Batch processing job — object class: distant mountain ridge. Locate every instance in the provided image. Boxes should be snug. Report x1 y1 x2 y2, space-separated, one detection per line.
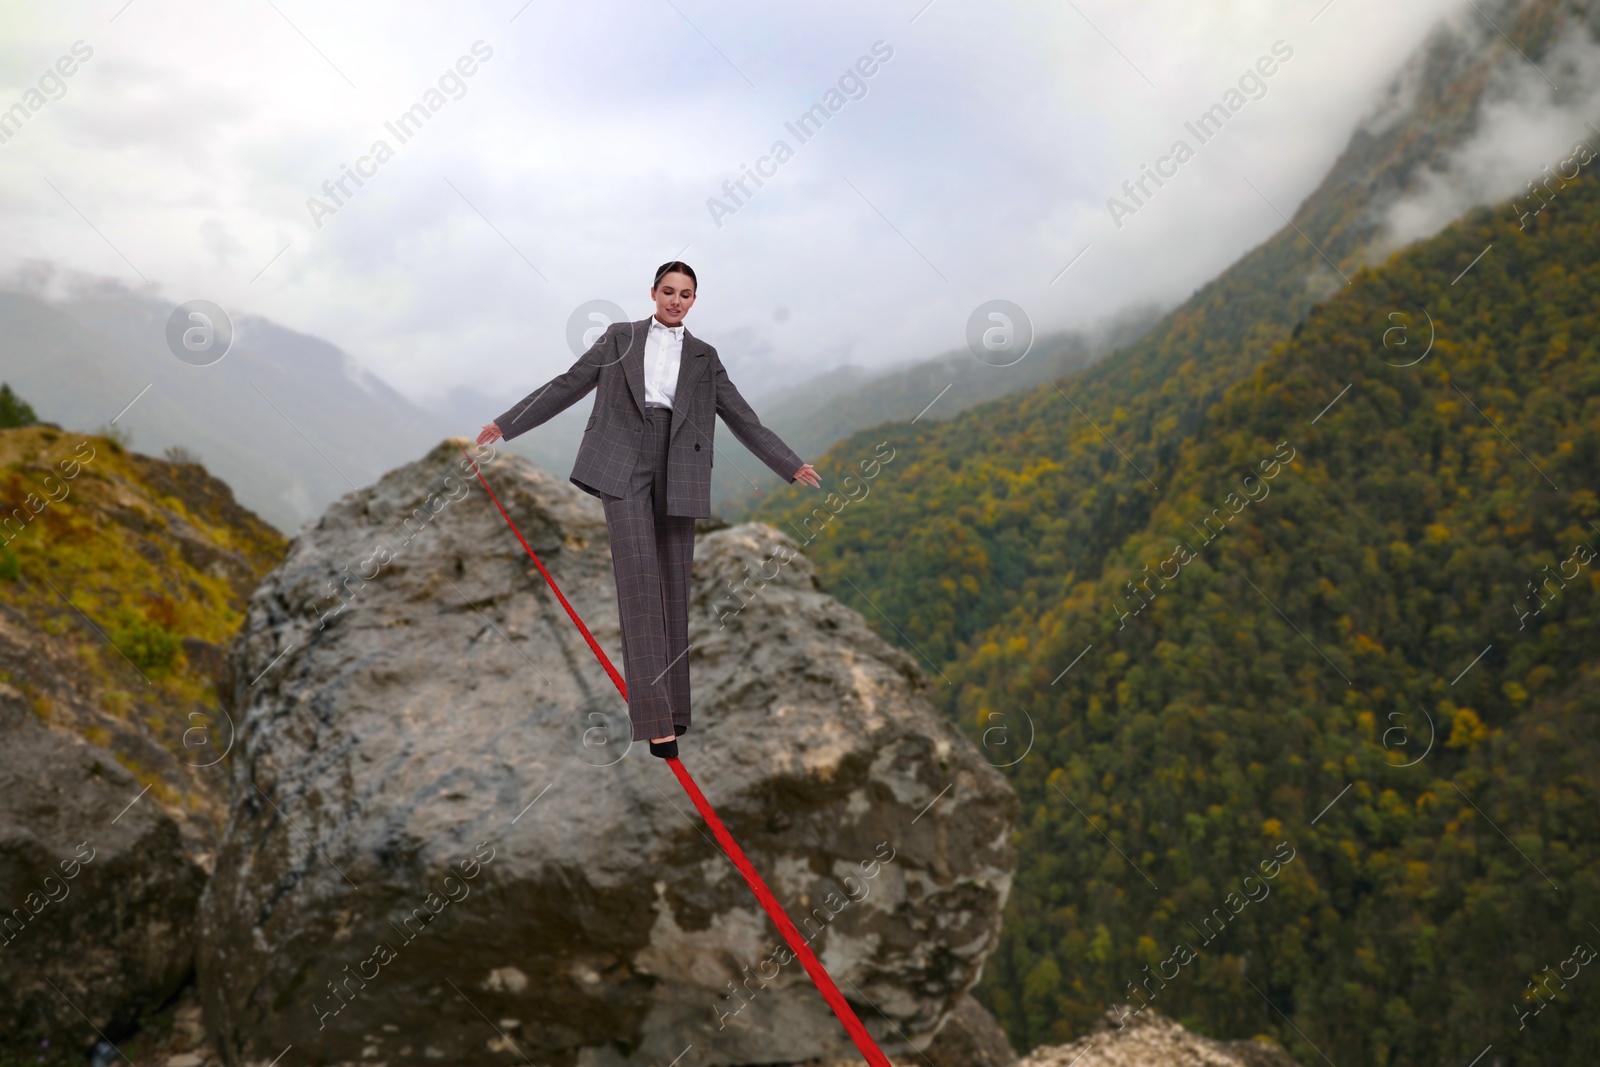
711 304 1164 517
0 268 1157 532
0 269 455 533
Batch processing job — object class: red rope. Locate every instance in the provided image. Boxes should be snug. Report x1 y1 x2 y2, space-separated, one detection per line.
459 445 628 699
459 444 893 1067
667 758 894 1067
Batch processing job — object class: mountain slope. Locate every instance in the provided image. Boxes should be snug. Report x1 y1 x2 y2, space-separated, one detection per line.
710 306 1163 516
959 154 1600 1066
748 2 1600 1063
0 422 285 855
753 0 1595 667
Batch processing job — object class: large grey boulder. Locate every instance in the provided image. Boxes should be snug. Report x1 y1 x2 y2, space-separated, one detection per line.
0 657 205 1054
198 440 1017 1067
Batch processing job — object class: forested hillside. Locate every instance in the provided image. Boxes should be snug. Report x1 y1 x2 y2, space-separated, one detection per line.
760 118 1600 1067
991 161 1600 1063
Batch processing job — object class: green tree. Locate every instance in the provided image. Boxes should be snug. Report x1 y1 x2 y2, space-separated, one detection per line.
0 383 38 429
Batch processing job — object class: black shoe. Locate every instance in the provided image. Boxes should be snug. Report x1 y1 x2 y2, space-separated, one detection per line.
649 739 679 759
674 724 687 736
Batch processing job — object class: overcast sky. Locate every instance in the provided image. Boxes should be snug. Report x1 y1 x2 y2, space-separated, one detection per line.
1 0 1474 407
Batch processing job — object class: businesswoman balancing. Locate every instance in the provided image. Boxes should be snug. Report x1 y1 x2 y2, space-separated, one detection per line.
476 262 821 759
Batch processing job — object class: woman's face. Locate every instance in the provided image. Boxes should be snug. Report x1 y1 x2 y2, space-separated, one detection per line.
651 272 696 325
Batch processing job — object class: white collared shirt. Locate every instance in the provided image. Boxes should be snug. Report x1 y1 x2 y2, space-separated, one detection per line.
644 316 684 408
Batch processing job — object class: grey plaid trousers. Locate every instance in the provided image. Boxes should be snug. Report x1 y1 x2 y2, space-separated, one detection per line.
602 406 696 741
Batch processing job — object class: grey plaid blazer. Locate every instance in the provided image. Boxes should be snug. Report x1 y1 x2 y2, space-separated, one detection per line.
494 318 805 518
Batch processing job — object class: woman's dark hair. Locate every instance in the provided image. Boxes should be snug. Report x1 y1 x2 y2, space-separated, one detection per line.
653 260 697 291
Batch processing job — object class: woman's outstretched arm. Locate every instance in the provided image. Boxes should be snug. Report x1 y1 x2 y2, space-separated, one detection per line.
712 356 819 486
481 324 619 443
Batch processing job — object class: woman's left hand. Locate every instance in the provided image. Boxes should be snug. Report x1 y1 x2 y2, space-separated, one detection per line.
793 463 821 488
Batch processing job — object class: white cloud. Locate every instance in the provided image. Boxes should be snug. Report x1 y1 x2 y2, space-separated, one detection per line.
0 0 1473 420
1374 12 1600 253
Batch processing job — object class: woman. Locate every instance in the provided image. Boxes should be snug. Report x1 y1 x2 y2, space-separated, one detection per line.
477 262 821 759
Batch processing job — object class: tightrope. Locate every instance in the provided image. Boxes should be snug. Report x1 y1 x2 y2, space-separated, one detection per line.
459 445 893 1067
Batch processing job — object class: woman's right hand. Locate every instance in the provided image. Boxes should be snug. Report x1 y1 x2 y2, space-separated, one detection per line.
476 421 503 445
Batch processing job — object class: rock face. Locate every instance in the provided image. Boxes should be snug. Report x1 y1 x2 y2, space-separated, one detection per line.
0 425 288 861
1017 1008 1300 1067
923 993 1018 1067
197 440 1018 1067
0 689 205 1052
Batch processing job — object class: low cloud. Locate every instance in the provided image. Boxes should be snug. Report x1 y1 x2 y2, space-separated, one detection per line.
1373 11 1600 255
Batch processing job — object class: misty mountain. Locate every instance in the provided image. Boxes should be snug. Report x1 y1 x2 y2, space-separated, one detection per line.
0 266 1162 530
0 272 453 533
709 304 1165 517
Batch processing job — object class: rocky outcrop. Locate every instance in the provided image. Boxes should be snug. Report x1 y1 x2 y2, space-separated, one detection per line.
0 425 287 858
198 440 1018 1067
0 692 205 1053
0 425 281 1058
1017 1008 1300 1067
923 994 1017 1067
